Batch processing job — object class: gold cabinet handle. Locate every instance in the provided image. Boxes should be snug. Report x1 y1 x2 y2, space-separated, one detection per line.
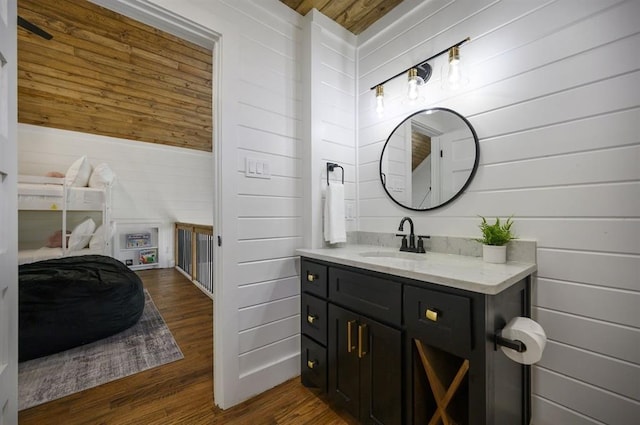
307 314 317 324
307 359 317 369
347 320 357 353
358 323 368 358
426 308 439 322
306 272 318 282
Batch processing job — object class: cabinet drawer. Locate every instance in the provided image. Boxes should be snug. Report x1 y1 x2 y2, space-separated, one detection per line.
301 293 327 346
329 267 402 326
404 285 471 356
301 334 327 392
301 259 328 298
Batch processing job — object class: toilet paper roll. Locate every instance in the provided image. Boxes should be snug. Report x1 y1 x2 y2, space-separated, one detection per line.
500 316 547 365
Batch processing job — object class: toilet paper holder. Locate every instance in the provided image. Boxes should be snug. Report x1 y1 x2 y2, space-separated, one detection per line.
494 329 527 353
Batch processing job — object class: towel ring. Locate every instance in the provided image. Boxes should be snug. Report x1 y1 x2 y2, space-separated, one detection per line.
326 163 344 186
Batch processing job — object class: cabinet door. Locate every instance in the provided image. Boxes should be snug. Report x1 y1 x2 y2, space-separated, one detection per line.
329 303 403 425
360 317 402 425
328 303 360 419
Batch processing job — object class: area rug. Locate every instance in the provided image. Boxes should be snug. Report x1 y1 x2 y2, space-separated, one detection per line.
18 290 183 410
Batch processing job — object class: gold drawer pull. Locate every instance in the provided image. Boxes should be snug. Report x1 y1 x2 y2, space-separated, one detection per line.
307 272 318 282
307 314 317 324
307 359 317 369
426 308 439 322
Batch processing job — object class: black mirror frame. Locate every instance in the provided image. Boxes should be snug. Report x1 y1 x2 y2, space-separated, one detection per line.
379 107 480 211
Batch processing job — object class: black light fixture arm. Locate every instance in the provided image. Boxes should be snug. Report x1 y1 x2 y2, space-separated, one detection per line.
369 37 470 90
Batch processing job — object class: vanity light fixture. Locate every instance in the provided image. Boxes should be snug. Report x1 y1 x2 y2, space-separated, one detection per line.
375 85 385 116
371 37 470 109
407 68 420 102
445 45 468 90
405 64 430 104
448 46 461 81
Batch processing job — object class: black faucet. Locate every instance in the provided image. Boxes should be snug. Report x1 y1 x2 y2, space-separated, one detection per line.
397 217 428 253
397 217 416 252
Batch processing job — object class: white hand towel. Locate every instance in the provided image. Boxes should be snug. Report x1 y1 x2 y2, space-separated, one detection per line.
324 181 346 244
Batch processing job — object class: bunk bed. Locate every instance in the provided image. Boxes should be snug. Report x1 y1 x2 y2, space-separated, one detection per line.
16 158 146 361
17 157 114 265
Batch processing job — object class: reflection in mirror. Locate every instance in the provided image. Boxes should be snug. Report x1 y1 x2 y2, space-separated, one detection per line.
380 108 479 211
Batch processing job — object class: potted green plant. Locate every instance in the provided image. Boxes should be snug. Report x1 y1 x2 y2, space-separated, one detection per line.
476 216 516 263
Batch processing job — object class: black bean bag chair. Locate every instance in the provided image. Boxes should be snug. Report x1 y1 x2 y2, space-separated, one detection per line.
19 255 145 362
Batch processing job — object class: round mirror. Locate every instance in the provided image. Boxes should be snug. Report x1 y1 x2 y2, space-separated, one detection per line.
379 108 479 211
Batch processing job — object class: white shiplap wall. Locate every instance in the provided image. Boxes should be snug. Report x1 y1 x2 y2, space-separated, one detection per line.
302 10 357 248
146 0 307 408
357 0 640 424
17 124 213 266
66 0 638 418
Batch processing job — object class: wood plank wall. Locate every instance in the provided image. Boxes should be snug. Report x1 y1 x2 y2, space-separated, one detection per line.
411 131 430 171
17 0 213 152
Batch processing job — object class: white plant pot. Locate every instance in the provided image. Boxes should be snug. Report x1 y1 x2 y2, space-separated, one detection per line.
483 244 507 264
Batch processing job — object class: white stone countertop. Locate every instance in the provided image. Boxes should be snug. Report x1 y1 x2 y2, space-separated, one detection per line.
297 245 537 295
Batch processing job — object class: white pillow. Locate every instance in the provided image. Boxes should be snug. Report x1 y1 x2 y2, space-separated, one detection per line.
89 163 115 188
89 224 104 249
89 223 114 249
65 156 93 187
68 218 96 251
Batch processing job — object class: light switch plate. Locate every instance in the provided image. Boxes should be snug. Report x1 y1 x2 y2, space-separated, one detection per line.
245 157 271 179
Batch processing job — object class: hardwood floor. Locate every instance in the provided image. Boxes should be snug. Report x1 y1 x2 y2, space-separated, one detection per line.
18 268 357 425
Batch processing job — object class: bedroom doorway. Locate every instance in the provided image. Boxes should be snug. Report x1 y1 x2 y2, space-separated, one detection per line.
14 0 223 413
87 0 222 388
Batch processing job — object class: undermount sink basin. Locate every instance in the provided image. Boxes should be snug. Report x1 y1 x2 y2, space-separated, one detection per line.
359 251 425 260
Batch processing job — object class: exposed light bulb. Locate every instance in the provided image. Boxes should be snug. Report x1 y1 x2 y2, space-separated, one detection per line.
445 46 468 90
407 68 419 101
375 85 384 116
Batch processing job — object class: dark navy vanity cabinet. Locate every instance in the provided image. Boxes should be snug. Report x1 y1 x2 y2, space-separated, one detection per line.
300 256 532 425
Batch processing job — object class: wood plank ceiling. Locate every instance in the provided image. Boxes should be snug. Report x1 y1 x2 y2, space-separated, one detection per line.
17 0 213 152
280 0 404 34
17 0 401 153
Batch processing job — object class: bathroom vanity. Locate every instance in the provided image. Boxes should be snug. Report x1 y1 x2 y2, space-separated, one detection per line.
297 245 537 425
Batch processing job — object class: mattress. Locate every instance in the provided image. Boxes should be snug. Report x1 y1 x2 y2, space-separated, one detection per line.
18 182 106 211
